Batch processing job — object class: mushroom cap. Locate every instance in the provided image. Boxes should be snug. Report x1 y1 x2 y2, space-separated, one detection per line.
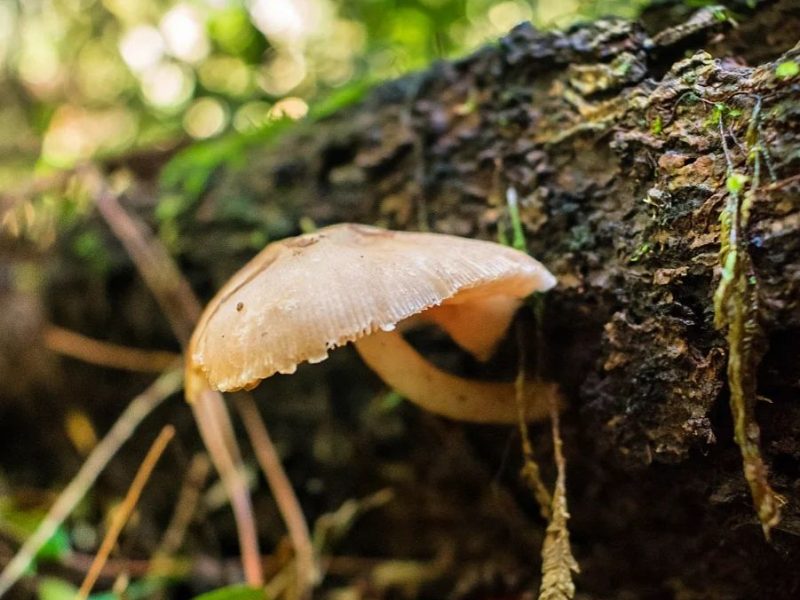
189 223 556 392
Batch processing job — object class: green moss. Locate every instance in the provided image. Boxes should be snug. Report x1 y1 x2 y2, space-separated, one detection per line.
775 60 799 80
628 242 652 263
705 101 741 130
725 172 748 195
650 114 663 135
713 100 782 537
567 224 593 251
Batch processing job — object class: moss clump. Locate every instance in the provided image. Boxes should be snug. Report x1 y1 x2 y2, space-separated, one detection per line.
713 98 783 537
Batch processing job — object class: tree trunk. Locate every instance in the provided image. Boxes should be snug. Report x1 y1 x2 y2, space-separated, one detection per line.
2 0 799 598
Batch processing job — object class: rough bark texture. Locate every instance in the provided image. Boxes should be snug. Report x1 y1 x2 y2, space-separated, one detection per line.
2 0 799 598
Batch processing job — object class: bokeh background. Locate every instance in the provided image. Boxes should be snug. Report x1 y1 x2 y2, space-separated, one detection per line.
0 0 649 179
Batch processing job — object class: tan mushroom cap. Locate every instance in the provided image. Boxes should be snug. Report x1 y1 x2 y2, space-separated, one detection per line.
189 223 556 393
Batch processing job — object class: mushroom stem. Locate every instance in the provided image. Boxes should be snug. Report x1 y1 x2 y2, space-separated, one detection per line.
187 369 264 587
234 395 318 598
354 329 556 424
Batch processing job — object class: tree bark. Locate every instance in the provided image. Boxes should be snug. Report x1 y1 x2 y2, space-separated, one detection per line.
2 0 799 598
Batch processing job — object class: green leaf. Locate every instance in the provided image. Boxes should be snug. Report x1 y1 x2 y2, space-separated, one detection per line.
711 7 729 23
37 577 142 600
308 79 371 120
775 60 799 79
193 584 268 600
207 7 268 63
0 503 71 563
37 577 77 600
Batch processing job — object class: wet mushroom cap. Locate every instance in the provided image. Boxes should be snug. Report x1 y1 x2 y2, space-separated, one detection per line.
189 223 556 393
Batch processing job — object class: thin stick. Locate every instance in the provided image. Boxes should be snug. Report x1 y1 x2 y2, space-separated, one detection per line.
64 552 413 584
152 453 211 563
43 325 179 372
95 188 200 346
235 395 318 598
77 425 176 599
95 186 264 585
0 367 183 597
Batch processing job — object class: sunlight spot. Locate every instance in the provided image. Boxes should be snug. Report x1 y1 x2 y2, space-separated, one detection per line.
42 106 137 167
119 26 165 73
161 4 210 64
233 101 273 132
18 24 62 95
258 52 306 95
249 0 329 46
140 62 195 109
488 1 533 32
184 97 228 138
269 96 308 120
199 56 253 96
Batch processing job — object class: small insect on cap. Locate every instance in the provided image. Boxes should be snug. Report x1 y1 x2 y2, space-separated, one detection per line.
187 223 557 423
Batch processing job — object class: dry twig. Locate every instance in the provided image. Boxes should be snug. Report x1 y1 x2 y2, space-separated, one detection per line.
77 425 175 599
0 367 183 597
152 453 211 562
43 325 179 373
94 186 200 346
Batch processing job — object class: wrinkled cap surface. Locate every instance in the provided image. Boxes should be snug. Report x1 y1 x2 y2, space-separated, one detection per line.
189 223 556 392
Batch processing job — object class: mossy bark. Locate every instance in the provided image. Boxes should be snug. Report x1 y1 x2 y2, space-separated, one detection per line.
2 0 800 598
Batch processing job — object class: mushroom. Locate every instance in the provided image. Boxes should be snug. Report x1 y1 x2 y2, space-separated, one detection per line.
186 223 558 424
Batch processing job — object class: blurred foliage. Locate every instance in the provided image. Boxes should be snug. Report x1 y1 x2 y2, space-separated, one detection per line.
37 576 160 600
0 0 651 183
192 585 269 600
0 500 71 563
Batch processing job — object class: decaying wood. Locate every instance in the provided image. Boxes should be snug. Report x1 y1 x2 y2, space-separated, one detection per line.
2 0 799 598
